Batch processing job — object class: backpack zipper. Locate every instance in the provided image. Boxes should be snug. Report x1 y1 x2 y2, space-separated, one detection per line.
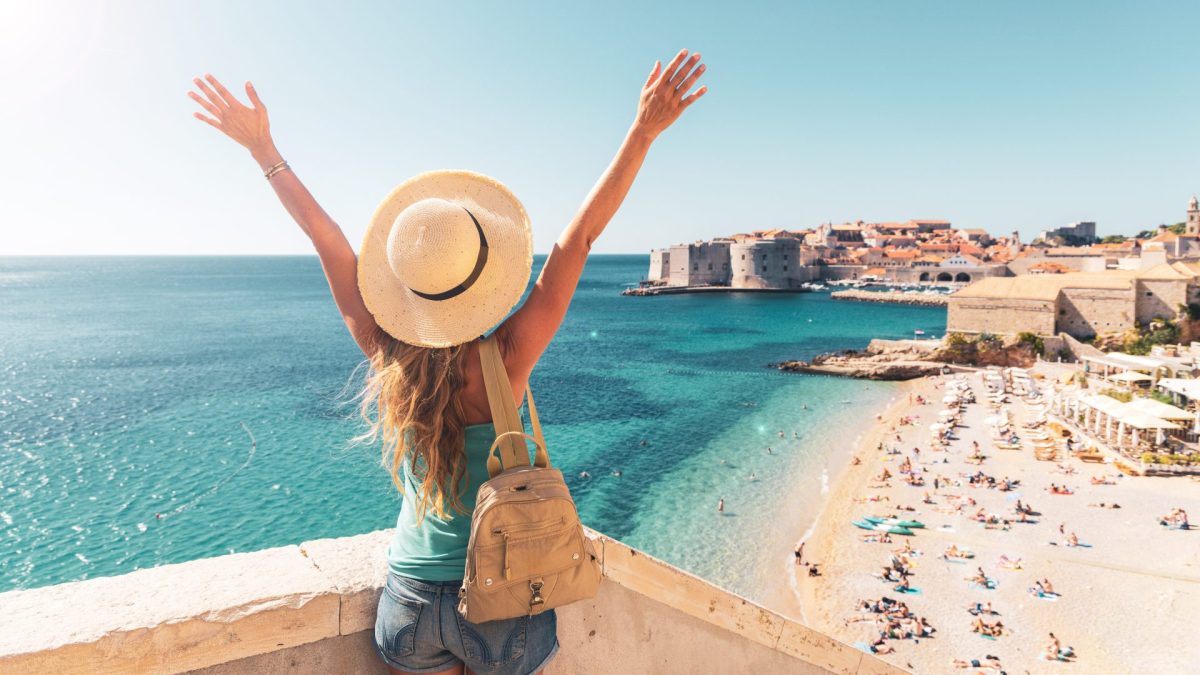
492 517 564 537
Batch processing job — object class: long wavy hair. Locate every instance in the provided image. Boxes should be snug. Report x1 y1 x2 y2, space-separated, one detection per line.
355 329 491 523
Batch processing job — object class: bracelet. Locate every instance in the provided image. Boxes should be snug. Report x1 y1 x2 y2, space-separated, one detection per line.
264 160 290 179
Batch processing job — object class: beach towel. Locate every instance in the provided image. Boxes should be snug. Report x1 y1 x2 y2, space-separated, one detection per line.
893 585 921 594
1030 591 1060 601
852 641 875 654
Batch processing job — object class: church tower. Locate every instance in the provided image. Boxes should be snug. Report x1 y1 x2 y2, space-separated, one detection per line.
1189 195 1200 235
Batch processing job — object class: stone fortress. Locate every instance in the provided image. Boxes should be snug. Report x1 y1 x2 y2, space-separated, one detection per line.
645 219 1015 291
641 197 1200 342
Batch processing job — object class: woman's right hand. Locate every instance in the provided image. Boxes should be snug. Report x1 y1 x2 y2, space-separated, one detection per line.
188 74 273 154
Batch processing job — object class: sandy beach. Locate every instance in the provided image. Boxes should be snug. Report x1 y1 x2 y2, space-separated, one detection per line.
783 369 1200 674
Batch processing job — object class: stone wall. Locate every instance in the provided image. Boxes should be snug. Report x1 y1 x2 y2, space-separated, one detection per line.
669 242 732 287
947 296 1056 335
1135 279 1186 325
648 249 670 282
0 529 903 675
1057 287 1134 337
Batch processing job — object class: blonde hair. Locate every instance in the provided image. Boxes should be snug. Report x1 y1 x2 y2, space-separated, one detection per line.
356 330 482 522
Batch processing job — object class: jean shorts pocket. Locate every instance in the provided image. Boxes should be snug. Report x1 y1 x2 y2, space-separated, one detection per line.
456 612 528 668
375 585 423 659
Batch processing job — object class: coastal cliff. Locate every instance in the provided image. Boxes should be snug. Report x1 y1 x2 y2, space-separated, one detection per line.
830 289 949 306
774 334 1039 380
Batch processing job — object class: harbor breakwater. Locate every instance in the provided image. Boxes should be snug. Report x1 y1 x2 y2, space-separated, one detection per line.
830 289 950 306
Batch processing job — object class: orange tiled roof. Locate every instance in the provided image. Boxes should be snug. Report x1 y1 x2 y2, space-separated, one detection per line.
1030 261 1072 274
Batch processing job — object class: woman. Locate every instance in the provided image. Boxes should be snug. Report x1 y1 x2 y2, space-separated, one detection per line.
189 48 707 675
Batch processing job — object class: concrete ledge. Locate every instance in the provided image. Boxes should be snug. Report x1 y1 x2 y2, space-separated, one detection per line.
0 545 339 674
0 528 905 674
298 529 392 636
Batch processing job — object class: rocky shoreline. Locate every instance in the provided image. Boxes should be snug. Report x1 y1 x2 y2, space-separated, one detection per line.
829 289 950 306
772 335 1038 380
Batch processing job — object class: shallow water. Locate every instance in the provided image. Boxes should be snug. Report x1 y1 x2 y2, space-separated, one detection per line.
0 255 945 596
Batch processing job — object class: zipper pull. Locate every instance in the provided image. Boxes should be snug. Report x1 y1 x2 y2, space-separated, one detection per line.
502 533 511 580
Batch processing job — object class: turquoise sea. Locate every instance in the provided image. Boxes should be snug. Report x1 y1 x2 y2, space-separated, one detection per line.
0 256 945 599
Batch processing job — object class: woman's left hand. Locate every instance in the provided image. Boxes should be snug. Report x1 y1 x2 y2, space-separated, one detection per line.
633 49 708 141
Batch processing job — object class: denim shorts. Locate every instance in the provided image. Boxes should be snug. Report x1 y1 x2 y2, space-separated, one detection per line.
374 571 559 674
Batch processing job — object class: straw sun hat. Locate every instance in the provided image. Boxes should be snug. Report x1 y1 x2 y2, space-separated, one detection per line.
358 170 533 348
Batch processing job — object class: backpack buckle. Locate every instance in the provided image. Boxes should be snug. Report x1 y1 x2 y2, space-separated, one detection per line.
529 580 545 608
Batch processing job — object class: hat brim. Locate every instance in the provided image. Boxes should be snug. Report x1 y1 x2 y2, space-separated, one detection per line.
358 170 532 348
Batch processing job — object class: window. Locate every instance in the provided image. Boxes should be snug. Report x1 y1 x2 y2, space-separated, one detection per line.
784 254 789 261
707 263 712 271
783 266 788 271
741 254 745 260
723 263 729 270
693 264 698 271
1146 292 1153 296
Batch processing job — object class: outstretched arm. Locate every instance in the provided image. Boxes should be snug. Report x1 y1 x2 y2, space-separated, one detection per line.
502 49 707 379
188 74 382 356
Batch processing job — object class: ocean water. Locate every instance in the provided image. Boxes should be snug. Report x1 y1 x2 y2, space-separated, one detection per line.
0 256 945 598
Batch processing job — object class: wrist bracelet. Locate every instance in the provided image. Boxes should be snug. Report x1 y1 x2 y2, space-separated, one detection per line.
264 160 290 179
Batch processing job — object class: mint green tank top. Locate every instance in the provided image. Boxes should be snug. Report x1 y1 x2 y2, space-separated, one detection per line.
386 421 499 581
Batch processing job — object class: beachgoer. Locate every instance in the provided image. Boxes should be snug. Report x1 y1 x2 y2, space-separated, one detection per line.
717 498 725 513
795 542 804 565
188 50 709 674
767 447 773 455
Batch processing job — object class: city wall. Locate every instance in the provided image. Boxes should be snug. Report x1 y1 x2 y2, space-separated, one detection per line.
946 297 1056 336
1057 287 1135 337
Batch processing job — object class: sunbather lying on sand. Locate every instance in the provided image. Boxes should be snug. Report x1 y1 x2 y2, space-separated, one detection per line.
997 555 1022 570
952 656 1003 671
942 544 974 559
1090 475 1115 485
971 617 1004 637
1088 502 1121 509
966 601 995 616
1160 508 1190 529
859 532 893 543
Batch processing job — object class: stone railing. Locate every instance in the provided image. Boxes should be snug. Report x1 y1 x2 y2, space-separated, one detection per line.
0 529 904 674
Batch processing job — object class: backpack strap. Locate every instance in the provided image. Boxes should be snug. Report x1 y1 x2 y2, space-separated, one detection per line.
479 334 549 477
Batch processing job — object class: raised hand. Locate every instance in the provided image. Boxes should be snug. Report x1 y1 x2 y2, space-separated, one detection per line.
188 74 272 153
634 49 707 140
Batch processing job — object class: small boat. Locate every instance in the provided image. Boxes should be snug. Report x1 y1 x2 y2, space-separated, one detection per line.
914 329 926 336
864 515 926 529
852 519 914 536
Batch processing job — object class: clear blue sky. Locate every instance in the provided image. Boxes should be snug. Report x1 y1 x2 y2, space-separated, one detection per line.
2 1 1197 255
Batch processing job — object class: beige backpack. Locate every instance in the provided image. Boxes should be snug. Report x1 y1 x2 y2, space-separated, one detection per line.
457 334 601 623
